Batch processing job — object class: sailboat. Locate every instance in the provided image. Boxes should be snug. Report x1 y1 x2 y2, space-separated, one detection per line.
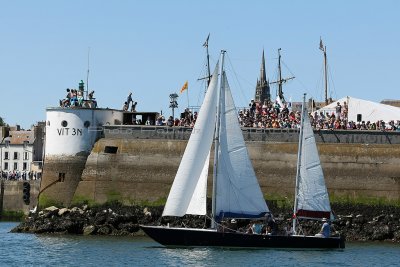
140 51 345 248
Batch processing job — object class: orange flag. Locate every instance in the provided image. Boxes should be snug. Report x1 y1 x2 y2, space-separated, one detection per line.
180 81 188 93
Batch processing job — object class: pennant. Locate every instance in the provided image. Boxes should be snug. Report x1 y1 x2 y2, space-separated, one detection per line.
319 37 324 51
180 81 188 93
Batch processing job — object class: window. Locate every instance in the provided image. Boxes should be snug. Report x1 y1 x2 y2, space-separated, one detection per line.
23 152 29 160
4 152 9 160
23 162 28 171
58 173 65 182
13 162 18 170
104 146 118 154
4 162 8 170
23 141 29 148
13 152 18 160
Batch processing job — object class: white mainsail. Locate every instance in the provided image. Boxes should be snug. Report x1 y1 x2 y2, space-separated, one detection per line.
295 104 332 220
215 72 269 219
162 63 219 217
163 51 269 222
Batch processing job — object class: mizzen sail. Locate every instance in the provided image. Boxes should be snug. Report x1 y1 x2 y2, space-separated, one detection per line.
295 106 332 220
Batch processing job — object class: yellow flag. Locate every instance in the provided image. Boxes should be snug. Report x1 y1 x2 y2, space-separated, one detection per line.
180 81 188 93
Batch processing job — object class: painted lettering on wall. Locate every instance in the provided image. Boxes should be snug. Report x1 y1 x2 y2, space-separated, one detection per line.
57 128 83 136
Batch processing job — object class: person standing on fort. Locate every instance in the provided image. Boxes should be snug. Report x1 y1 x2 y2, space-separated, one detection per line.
127 92 133 110
335 102 342 119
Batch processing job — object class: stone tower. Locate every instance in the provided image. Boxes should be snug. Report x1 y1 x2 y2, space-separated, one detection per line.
255 50 270 103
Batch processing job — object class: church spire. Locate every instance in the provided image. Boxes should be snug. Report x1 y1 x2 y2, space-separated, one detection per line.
255 49 270 104
260 49 266 83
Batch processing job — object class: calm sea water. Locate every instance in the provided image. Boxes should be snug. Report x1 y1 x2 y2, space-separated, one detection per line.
0 222 399 267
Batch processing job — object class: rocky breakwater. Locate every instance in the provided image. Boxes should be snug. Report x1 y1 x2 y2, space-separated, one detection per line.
10 202 204 236
11 203 400 243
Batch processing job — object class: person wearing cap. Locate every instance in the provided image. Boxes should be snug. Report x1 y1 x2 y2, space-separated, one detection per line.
319 218 331 238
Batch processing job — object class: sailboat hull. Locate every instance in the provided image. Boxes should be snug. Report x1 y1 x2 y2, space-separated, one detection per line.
140 225 345 249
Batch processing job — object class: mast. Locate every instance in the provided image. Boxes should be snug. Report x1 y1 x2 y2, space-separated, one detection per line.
320 38 328 105
292 93 306 234
211 50 225 229
198 34 211 95
270 48 294 102
278 48 283 99
206 36 211 88
86 47 90 100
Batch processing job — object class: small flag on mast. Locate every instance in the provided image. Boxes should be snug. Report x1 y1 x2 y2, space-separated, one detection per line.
203 33 210 47
180 81 188 93
319 37 324 51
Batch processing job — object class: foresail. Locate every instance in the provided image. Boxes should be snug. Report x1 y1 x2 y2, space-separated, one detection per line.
162 63 219 217
215 72 269 220
296 110 332 220
186 153 209 215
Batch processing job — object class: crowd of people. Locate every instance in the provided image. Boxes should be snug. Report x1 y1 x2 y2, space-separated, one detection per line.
154 98 399 131
238 99 400 131
0 170 41 181
59 82 97 108
154 108 198 127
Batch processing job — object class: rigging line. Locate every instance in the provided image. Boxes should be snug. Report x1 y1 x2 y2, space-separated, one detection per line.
224 53 251 106
281 60 309 94
327 63 337 99
315 63 325 101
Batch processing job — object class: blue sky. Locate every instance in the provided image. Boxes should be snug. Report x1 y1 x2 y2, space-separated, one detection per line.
0 0 399 128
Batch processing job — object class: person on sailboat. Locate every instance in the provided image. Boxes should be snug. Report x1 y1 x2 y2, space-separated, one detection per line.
251 220 264 235
318 218 331 238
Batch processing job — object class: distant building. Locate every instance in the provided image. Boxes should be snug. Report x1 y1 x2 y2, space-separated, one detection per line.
0 122 45 179
254 50 271 104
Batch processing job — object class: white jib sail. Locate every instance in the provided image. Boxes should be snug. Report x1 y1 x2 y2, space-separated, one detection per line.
296 109 332 219
162 63 220 217
215 72 269 219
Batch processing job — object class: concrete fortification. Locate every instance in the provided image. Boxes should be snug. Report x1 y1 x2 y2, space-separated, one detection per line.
39 120 400 207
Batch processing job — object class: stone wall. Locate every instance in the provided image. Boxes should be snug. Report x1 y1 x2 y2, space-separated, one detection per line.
72 137 400 205
0 180 40 215
104 125 400 144
39 155 88 207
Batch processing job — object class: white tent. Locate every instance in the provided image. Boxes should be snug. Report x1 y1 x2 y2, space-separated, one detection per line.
320 96 400 123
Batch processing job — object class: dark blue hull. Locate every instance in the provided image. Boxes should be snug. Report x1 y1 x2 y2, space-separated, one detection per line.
140 225 345 249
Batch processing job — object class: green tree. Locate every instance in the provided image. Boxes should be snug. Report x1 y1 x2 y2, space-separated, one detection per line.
0 116 5 126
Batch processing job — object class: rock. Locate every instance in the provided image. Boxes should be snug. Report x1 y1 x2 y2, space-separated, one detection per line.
58 208 70 216
372 225 391 241
373 215 385 222
44 206 59 212
83 225 96 235
143 207 151 217
97 225 111 235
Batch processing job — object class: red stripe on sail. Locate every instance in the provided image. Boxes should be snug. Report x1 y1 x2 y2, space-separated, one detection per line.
296 209 330 219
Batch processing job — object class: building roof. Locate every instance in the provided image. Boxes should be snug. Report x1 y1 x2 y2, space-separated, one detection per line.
2 130 35 145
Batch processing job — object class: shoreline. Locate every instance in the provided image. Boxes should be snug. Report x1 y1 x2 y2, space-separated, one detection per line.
10 202 400 243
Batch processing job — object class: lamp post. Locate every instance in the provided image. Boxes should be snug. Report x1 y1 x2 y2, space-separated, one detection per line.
169 93 179 119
